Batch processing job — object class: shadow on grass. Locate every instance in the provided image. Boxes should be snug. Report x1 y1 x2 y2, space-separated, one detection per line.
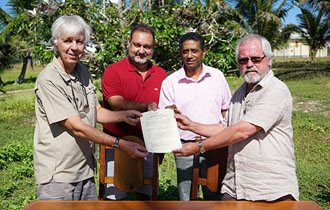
3 77 37 86
275 68 330 81
315 185 330 203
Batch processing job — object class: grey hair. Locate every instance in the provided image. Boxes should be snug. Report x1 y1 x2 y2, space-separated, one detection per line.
51 15 91 46
235 34 273 63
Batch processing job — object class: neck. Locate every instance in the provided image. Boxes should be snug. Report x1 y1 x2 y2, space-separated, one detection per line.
246 83 256 96
130 60 150 79
57 57 75 74
135 63 149 72
184 65 203 81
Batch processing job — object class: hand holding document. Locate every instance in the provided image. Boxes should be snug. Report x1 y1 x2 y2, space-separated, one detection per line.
140 109 182 153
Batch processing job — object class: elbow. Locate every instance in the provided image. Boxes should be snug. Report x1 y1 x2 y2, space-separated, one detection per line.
62 117 85 138
237 124 260 141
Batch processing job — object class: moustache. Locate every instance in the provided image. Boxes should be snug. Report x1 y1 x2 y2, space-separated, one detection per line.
137 53 147 57
243 67 259 75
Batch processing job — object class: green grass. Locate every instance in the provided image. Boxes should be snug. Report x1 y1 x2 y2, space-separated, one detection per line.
0 93 36 210
0 64 44 92
0 65 329 209
293 111 330 208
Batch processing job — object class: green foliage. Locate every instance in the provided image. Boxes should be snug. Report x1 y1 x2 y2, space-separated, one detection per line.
226 0 295 49
158 153 179 200
295 7 330 63
23 1 240 78
0 92 35 210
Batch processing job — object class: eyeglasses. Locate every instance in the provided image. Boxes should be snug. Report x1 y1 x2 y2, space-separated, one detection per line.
238 56 266 65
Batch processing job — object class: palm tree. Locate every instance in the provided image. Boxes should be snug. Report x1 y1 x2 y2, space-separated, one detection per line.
295 7 330 63
0 0 39 84
293 0 330 17
0 7 14 86
225 0 295 49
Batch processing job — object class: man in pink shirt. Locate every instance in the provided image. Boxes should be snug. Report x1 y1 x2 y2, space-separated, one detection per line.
158 32 231 200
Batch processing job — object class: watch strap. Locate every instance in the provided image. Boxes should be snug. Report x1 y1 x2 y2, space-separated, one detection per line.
114 137 120 149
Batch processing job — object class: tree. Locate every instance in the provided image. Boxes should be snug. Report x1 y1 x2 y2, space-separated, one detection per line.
0 8 15 86
293 0 330 17
0 42 15 87
0 0 39 84
225 0 295 49
295 7 330 63
29 1 240 77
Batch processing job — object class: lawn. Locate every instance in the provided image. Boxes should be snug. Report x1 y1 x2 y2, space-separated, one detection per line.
0 63 329 210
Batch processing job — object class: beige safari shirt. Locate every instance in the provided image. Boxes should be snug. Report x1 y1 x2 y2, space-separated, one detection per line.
221 71 299 201
34 57 98 184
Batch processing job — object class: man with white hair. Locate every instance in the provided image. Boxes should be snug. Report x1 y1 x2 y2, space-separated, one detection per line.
34 15 148 200
173 34 299 201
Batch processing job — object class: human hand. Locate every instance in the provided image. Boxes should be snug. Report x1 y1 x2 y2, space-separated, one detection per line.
172 142 199 156
121 140 148 159
123 110 142 126
165 104 181 114
174 114 193 131
147 102 158 111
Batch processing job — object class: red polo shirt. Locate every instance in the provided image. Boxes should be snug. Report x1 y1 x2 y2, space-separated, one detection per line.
101 57 167 138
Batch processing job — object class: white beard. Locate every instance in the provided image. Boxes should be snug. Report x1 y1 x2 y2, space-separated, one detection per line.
243 67 269 84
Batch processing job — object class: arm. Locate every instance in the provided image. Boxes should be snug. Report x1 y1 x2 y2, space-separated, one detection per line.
175 114 223 137
61 116 148 158
95 104 142 126
173 121 262 156
108 95 157 112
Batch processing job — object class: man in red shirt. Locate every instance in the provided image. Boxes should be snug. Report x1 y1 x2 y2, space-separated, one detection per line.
101 24 167 200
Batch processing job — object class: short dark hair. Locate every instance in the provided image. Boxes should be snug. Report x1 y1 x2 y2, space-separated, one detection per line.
130 24 155 44
179 32 205 51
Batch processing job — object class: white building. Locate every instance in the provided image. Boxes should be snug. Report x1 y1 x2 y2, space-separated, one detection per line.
274 33 328 58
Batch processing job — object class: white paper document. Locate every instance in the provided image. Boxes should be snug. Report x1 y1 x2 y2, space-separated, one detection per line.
140 109 182 153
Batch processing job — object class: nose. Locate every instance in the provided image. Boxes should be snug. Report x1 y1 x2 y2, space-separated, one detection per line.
138 46 146 54
187 51 193 58
246 58 254 67
71 41 78 50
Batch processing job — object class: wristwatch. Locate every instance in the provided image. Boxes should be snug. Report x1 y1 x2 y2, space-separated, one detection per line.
198 141 206 154
114 137 120 149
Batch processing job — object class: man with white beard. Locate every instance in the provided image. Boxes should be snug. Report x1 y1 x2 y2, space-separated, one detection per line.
172 34 299 201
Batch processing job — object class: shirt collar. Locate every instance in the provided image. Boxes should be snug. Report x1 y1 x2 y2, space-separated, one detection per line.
178 63 211 83
52 57 80 83
256 70 274 88
243 70 274 92
126 56 155 74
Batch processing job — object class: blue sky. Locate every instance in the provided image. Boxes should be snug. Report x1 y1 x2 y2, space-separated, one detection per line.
0 0 301 25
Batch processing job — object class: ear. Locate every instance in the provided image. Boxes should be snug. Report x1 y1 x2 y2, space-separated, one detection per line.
202 49 206 58
127 38 131 46
267 57 272 67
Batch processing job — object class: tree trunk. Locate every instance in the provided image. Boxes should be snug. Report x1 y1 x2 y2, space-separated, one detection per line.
118 0 124 27
148 0 152 11
310 49 316 64
15 56 29 84
139 0 143 10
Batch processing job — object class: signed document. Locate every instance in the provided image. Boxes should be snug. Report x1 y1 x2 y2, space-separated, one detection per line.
140 109 181 153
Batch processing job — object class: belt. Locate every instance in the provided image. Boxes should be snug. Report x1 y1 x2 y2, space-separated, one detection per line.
181 139 198 144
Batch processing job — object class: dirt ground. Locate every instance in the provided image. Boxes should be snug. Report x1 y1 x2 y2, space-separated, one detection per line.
293 97 330 117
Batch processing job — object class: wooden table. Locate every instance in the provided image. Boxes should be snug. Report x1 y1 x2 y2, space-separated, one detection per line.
23 200 322 210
